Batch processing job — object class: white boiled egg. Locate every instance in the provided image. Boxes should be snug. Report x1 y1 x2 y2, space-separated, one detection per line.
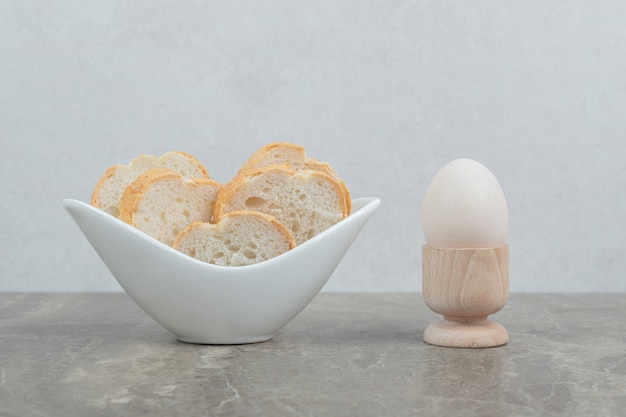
422 158 508 248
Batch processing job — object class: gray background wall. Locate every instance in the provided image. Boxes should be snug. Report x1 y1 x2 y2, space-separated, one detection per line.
1 1 624 292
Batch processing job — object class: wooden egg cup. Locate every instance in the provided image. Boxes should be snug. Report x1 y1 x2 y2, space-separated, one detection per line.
422 245 509 348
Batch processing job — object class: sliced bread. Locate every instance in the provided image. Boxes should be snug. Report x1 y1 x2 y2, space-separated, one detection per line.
119 168 222 246
238 142 351 213
213 166 350 245
91 151 209 217
173 211 296 266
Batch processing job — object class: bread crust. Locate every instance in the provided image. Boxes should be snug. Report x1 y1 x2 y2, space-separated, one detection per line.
161 150 210 178
237 142 306 174
91 165 122 207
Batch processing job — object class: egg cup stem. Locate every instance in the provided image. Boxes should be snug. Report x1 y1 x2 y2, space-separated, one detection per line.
422 245 509 348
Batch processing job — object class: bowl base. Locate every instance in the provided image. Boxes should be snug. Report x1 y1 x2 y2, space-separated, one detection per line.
176 334 274 345
423 317 508 348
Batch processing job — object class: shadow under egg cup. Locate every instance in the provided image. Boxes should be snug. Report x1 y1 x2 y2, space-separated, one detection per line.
422 245 509 348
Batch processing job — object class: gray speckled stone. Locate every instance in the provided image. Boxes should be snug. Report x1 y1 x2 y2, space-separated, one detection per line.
1 293 625 417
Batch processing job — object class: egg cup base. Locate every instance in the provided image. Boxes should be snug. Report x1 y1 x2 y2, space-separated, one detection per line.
423 317 508 348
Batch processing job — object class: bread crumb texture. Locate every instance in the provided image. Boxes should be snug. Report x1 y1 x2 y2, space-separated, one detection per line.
173 211 296 266
119 168 221 246
214 166 349 245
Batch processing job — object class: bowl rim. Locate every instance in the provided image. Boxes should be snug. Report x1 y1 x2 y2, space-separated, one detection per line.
63 196 381 271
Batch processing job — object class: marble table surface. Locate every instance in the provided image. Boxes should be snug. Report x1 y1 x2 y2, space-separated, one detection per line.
1 293 625 417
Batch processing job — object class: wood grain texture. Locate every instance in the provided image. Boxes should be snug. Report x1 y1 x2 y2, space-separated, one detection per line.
422 245 509 348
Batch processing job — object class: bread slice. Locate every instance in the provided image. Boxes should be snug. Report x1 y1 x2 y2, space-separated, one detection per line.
173 211 296 266
119 168 222 246
214 166 350 245
91 151 209 217
238 142 351 213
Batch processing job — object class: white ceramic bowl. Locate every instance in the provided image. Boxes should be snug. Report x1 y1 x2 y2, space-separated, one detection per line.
63 197 380 344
